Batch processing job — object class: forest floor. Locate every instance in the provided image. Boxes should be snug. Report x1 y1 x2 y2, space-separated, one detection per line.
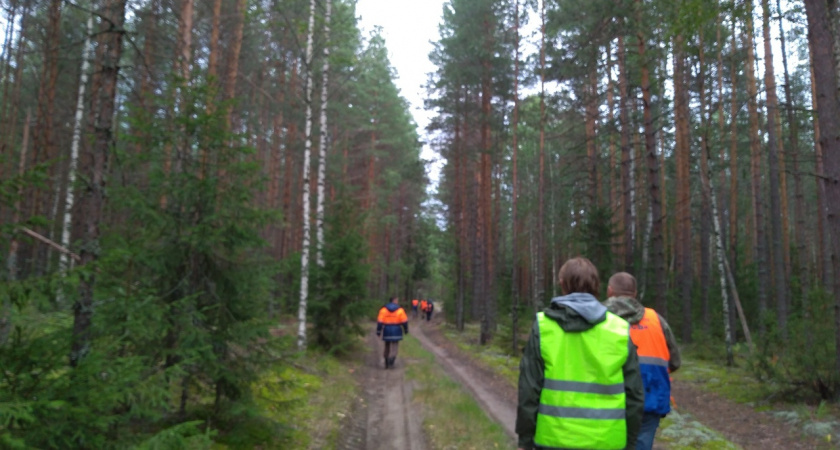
339 306 836 449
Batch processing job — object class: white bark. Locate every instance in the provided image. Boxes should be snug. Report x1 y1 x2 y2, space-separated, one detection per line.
315 0 332 268
60 12 94 276
297 0 317 349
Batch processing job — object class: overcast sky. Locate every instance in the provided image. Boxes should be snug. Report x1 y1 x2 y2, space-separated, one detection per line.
354 0 447 186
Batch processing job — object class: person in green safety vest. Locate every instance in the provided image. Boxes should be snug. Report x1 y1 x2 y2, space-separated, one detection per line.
516 257 645 450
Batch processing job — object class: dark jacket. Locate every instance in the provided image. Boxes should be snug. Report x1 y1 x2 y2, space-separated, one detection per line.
376 302 409 341
603 296 681 373
516 293 645 450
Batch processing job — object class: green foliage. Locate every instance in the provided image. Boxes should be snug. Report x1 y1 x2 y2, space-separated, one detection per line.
309 191 370 353
748 287 839 400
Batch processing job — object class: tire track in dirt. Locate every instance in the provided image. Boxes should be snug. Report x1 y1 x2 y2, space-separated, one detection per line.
339 330 427 450
412 321 518 442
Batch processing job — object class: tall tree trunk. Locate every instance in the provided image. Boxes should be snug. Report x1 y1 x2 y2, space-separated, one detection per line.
674 35 692 342
586 64 600 208
60 11 94 278
804 0 840 373
744 0 769 332
315 0 333 268
537 0 546 308
511 0 521 354
207 0 223 82
72 0 126 366
297 0 317 349
637 9 666 313
618 35 634 271
224 0 247 131
762 0 788 335
728 22 740 273
698 29 712 335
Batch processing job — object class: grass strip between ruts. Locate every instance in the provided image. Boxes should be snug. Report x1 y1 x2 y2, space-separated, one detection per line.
401 334 513 449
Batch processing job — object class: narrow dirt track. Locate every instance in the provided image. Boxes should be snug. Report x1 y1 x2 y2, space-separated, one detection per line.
338 330 427 450
411 321 518 441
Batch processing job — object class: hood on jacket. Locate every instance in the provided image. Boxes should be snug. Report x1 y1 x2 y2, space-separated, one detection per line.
544 292 607 332
384 302 401 312
602 296 645 324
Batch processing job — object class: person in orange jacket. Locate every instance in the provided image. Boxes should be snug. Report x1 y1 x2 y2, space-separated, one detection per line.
603 272 681 450
419 299 428 315
423 299 434 321
376 296 409 369
411 298 419 317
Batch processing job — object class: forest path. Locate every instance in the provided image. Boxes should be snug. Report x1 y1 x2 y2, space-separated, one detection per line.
338 329 428 450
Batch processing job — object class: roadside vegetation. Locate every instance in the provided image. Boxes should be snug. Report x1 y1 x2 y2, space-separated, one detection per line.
401 335 513 449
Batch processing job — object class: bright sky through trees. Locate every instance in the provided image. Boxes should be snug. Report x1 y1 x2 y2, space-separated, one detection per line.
355 0 446 186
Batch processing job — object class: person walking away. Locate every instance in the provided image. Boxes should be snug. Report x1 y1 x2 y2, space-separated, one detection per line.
604 272 681 450
412 298 419 317
376 296 409 369
516 257 644 450
424 299 434 321
419 299 427 317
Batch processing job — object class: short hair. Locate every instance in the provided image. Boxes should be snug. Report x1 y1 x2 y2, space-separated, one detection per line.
608 272 637 297
558 257 600 296
389 296 399 303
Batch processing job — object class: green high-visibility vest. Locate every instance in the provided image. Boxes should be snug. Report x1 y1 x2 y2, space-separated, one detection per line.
534 311 630 449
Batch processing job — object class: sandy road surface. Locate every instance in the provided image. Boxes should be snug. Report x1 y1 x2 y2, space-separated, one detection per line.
338 330 427 450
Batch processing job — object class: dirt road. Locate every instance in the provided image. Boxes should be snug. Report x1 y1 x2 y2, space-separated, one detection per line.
338 330 428 450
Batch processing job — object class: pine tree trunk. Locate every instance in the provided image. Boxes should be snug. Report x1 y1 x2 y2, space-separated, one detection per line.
4 110 31 346
674 35 692 342
762 0 788 335
72 0 126 366
315 0 332 268
511 0 521 354
637 12 666 313
744 1 770 331
803 0 840 372
297 0 318 349
729 21 740 272
618 35 634 271
537 0 546 308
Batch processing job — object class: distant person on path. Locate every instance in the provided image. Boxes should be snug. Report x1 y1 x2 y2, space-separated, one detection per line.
516 257 644 450
376 296 409 369
604 272 681 450
424 299 434 321
419 299 427 316
412 298 419 317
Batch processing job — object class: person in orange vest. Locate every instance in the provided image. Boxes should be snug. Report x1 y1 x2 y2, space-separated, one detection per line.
419 299 428 316
377 296 409 369
603 272 681 450
411 298 419 317
423 299 434 321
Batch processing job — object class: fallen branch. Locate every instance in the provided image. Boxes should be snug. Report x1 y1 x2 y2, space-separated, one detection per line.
19 227 82 263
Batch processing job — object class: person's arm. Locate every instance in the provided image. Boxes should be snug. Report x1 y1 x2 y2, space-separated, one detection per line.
376 308 384 336
622 339 644 449
516 320 543 450
658 314 681 373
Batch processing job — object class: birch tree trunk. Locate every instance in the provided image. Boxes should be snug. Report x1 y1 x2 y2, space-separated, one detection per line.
316 0 333 268
297 0 317 349
60 12 94 278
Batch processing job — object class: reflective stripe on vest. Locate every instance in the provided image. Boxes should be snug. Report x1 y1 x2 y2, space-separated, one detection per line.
535 311 629 450
630 308 671 415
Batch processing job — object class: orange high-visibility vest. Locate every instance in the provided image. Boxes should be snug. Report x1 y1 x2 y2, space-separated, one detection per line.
412 299 419 307
630 308 671 415
377 305 408 325
420 300 428 311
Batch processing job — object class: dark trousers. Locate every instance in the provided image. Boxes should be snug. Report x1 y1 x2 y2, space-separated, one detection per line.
384 341 400 359
636 412 661 450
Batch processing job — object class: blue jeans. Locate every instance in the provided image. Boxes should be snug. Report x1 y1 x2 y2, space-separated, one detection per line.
636 412 661 450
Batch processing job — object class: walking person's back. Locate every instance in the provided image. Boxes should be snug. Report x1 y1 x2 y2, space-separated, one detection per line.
376 297 409 369
516 257 644 450
603 272 681 450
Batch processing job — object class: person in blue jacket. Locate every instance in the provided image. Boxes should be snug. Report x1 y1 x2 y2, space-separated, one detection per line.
376 296 409 369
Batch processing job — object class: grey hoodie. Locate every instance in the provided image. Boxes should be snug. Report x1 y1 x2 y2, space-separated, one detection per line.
515 293 644 449
603 295 681 373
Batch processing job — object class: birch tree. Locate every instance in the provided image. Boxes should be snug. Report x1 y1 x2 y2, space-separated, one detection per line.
298 0 318 349
316 0 333 268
